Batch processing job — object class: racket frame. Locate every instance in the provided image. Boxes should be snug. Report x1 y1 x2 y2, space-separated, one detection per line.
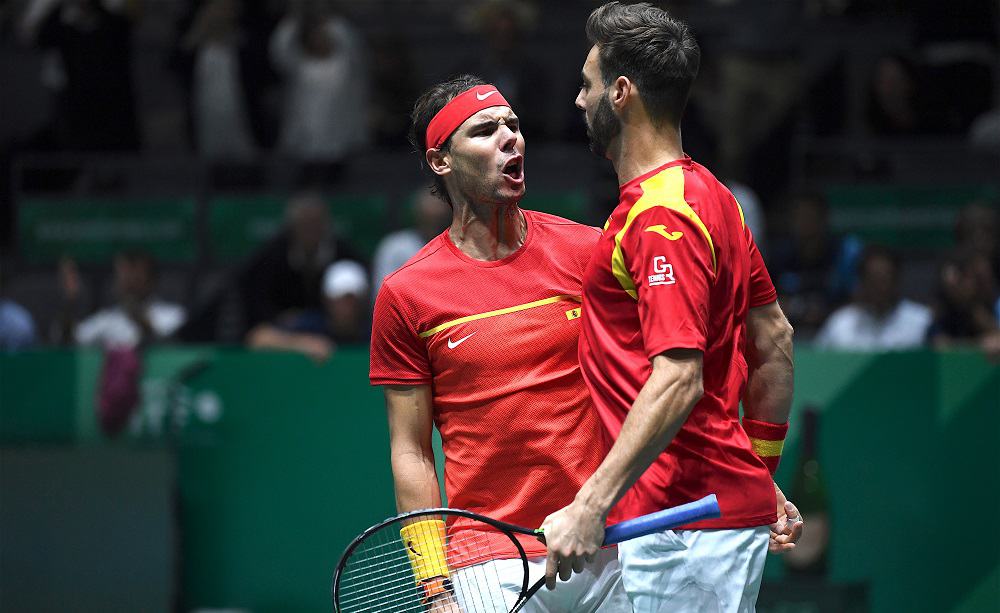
332 507 540 613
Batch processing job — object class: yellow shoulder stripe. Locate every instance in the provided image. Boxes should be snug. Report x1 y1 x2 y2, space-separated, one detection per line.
418 294 581 339
611 166 716 300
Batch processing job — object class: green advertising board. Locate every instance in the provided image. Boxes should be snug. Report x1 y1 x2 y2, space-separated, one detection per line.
17 197 198 264
207 194 389 262
825 184 999 249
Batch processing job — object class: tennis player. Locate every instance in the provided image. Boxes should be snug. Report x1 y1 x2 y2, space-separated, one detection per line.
369 75 631 612
541 3 802 611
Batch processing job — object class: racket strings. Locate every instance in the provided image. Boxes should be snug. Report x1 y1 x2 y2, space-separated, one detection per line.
336 516 528 613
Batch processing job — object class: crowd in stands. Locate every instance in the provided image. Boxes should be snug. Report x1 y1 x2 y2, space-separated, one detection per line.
0 0 998 362
2 193 998 361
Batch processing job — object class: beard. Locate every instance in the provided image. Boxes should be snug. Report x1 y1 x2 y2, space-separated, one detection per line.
586 93 621 158
452 156 523 207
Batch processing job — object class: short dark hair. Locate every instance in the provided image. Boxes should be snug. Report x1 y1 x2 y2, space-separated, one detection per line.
408 74 488 205
586 1 700 126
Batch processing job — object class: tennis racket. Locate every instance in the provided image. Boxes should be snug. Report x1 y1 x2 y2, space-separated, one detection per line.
332 494 720 613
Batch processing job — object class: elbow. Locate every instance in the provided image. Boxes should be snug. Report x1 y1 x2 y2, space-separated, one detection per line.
675 362 704 408
778 318 794 353
688 375 704 407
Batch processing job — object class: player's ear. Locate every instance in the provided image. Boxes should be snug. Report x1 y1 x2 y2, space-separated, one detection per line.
611 76 631 110
426 148 451 178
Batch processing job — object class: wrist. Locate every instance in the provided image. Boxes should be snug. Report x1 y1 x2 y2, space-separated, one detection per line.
742 417 789 475
575 479 614 520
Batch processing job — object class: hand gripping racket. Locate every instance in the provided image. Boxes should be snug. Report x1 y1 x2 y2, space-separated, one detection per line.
332 494 720 613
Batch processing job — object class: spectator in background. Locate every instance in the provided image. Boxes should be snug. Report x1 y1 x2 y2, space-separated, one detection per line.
371 188 451 295
173 0 276 160
928 247 1000 349
455 0 552 140
727 180 767 253
954 201 999 283
27 0 140 151
712 0 803 182
815 245 931 350
368 32 419 147
238 191 361 335
866 54 925 136
270 0 369 176
969 104 1000 151
0 264 37 351
247 259 369 361
769 192 862 339
58 251 186 348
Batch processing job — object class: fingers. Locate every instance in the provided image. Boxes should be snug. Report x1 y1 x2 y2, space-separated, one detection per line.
784 515 804 543
545 553 558 590
545 551 594 588
769 514 804 554
784 500 800 521
768 539 796 554
769 517 787 535
564 555 583 580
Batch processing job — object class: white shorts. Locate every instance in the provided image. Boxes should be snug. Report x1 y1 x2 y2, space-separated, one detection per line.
617 527 769 613
452 546 631 613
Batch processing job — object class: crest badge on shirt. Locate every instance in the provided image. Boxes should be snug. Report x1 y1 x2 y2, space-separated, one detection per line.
648 256 676 287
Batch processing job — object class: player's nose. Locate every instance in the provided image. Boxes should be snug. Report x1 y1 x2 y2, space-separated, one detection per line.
498 124 517 151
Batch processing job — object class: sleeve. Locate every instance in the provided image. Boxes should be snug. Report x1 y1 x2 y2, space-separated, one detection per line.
746 225 777 307
369 282 432 386
622 207 714 359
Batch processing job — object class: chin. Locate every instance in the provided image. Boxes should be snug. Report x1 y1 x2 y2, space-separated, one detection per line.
493 188 523 207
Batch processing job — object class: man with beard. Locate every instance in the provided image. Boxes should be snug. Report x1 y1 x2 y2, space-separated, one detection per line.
541 3 802 611
369 75 631 612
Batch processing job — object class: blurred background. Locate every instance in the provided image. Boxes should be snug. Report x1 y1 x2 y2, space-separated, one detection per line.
0 0 997 611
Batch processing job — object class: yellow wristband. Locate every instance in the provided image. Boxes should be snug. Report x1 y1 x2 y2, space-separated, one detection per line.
400 519 450 582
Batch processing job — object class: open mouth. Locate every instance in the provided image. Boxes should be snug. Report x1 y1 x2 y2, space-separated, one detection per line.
502 156 524 182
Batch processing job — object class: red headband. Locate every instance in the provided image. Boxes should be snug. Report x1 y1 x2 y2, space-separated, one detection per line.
425 85 511 151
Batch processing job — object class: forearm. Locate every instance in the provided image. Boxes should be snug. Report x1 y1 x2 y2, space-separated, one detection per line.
385 385 442 513
743 349 793 424
576 353 703 517
744 305 794 424
391 448 442 512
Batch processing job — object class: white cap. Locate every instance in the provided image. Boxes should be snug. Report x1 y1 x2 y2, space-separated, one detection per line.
323 260 369 299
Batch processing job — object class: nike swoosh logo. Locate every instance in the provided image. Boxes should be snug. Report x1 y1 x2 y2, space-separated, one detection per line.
476 90 499 101
447 332 476 349
645 225 683 240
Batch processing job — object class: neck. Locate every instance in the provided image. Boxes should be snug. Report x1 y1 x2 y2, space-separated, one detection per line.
448 198 526 261
608 120 685 186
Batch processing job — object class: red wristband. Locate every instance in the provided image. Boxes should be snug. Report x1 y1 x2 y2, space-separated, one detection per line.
742 417 788 475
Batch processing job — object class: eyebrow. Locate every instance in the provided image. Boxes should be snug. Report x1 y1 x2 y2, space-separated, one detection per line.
466 115 519 131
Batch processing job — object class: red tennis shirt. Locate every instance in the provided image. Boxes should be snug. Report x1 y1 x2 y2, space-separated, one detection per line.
579 157 779 530
370 210 613 558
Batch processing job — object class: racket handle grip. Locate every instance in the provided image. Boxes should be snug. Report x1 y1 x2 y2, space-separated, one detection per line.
602 494 721 545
